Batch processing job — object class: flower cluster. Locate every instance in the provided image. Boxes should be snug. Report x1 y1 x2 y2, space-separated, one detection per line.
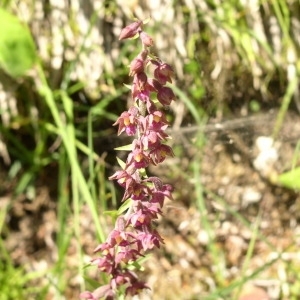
80 20 175 300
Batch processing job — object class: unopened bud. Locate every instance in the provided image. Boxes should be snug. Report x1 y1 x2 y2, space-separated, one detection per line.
129 58 144 76
134 72 147 90
129 51 148 76
119 21 143 40
140 31 153 47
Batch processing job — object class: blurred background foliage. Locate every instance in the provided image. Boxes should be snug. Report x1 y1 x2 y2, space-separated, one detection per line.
0 0 299 299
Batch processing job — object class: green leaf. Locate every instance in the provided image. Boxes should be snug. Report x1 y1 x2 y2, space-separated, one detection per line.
0 8 37 77
142 17 151 25
115 144 133 151
123 83 132 89
116 157 126 169
278 167 300 190
127 260 144 271
117 198 132 215
103 210 119 218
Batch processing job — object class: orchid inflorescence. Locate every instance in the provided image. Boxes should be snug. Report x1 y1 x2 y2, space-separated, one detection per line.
81 19 175 300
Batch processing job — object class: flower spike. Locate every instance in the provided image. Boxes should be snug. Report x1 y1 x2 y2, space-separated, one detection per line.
81 19 175 299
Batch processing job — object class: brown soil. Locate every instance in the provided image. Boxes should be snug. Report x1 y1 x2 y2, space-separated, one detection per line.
1 109 300 300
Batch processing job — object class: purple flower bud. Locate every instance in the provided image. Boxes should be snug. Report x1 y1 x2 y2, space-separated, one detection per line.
154 63 174 84
139 31 153 47
129 58 144 76
134 72 147 90
119 21 143 40
157 86 176 106
129 51 148 76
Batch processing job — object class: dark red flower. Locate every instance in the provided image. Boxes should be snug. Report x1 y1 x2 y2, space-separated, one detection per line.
147 78 163 92
157 86 176 106
149 143 174 165
154 62 174 84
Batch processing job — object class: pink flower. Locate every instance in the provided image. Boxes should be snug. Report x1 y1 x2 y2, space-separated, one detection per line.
80 287 115 300
141 131 161 149
106 229 129 247
150 182 174 207
146 111 169 130
113 107 139 136
122 181 150 201
91 256 114 273
132 84 150 102
108 170 134 187
132 72 151 102
136 230 164 251
115 249 143 264
83 20 175 300
128 209 152 227
126 149 149 169
150 143 174 165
